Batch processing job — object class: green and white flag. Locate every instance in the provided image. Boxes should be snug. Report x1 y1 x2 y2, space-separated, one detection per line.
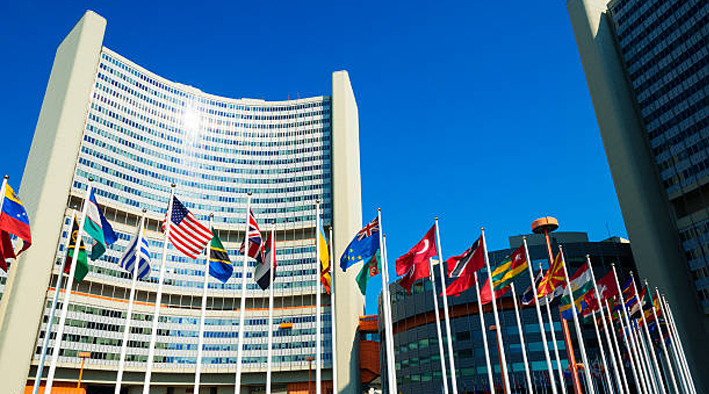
85 189 117 260
356 251 381 295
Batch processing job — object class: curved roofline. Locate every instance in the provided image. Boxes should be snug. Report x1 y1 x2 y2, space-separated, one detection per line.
101 46 328 106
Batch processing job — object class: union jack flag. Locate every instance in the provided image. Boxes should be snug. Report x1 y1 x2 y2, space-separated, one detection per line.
162 196 213 259
239 209 263 259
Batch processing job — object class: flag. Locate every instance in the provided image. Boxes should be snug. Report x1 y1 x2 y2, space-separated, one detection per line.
447 236 484 278
0 232 15 271
537 251 565 298
64 215 89 282
480 245 527 305
620 278 642 316
340 216 380 272
629 284 648 317
584 270 618 312
84 189 117 260
118 225 151 279
317 220 331 294
209 235 233 283
356 251 380 295
444 238 485 297
163 196 213 259
522 268 543 306
0 183 32 268
239 208 263 259
559 262 594 320
252 230 275 289
396 225 436 294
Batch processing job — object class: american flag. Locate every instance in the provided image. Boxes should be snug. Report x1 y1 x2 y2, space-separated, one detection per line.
162 196 213 259
239 208 263 259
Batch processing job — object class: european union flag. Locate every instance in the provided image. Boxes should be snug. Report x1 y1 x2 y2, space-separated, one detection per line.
340 216 380 272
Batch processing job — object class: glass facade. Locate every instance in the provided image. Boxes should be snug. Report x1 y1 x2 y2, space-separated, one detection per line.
607 0 709 309
379 235 636 394
33 47 334 375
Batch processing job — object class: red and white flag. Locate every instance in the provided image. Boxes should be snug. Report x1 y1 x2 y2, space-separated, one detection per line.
396 225 437 294
162 196 213 259
444 237 485 297
584 270 619 312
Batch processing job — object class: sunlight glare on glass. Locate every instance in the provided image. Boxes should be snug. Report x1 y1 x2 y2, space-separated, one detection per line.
183 107 201 136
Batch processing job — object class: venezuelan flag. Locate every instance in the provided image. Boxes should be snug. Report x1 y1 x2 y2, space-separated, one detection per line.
0 183 31 253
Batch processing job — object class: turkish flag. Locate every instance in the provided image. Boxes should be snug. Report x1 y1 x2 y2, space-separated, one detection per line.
397 225 437 294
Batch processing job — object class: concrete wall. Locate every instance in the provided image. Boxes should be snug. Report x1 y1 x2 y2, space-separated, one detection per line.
0 10 106 394
566 0 709 391
331 71 364 394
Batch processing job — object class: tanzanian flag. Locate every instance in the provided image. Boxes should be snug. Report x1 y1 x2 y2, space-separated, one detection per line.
480 244 527 304
209 235 233 283
65 215 89 282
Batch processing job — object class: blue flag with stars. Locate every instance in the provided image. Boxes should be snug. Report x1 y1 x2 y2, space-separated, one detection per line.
340 216 380 272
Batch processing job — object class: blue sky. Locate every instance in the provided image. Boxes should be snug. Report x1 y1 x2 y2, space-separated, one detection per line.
0 1 626 313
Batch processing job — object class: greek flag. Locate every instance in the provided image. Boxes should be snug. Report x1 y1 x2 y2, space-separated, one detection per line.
119 228 151 279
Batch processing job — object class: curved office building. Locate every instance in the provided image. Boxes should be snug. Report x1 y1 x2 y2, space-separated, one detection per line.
0 10 365 394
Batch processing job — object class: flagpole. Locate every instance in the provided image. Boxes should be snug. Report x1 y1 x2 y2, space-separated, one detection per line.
630 273 666 394
557 245 595 394
194 213 213 393
427 255 450 394
611 264 648 394
646 283 679 394
44 178 94 394
590 309 615 394
377 208 398 394
604 299 630 394
434 218 457 394
115 209 147 394
647 287 679 394
661 296 696 394
328 226 338 394
480 228 511 394
315 201 322 394
659 293 692 394
266 223 275 394
540 265 567 394
235 192 252 394
585 255 621 394
474 272 495 394
143 184 175 394
32 212 74 394
510 282 533 394
382 233 398 394
619 297 649 394
634 324 658 394
522 238 558 394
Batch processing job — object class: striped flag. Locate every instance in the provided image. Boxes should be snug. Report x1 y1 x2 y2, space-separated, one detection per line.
480 244 527 305
162 196 213 259
559 262 594 320
119 226 151 279
239 209 263 259
253 230 276 290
